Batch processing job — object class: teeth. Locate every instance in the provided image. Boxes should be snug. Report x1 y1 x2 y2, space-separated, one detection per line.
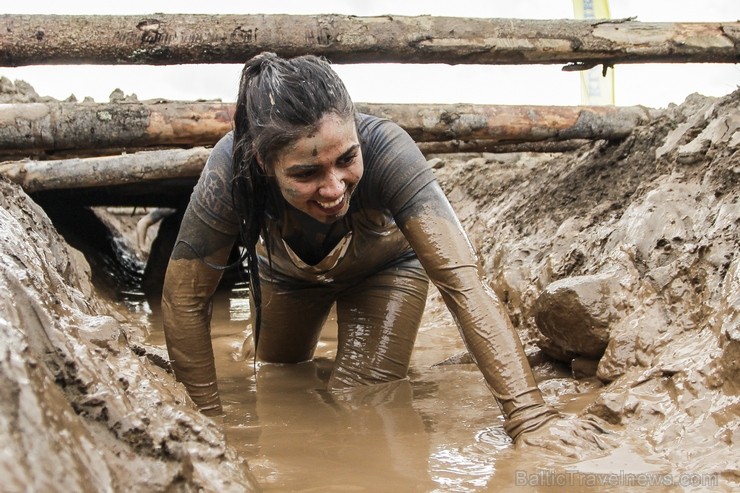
317 194 343 209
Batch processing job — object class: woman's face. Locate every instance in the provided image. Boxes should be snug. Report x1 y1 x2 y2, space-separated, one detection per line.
271 113 363 224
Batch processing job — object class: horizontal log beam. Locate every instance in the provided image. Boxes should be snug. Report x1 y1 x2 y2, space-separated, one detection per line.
0 101 650 153
0 147 209 192
0 139 595 195
417 139 591 154
354 103 649 143
0 101 234 152
1 14 738 67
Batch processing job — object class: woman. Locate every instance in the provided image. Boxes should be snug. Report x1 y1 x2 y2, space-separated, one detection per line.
162 52 609 449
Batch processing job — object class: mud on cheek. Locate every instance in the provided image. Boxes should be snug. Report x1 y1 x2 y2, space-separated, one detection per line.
280 186 303 200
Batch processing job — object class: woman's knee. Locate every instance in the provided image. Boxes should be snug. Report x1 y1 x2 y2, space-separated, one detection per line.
253 285 334 363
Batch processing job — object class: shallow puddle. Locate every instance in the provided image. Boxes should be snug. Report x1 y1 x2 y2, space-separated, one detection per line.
130 285 712 492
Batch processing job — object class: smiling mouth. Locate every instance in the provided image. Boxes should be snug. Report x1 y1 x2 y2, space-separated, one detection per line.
316 193 345 210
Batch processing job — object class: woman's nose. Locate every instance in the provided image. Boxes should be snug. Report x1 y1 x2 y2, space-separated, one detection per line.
319 170 346 197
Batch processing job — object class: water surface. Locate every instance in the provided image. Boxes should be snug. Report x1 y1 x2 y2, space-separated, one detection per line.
135 287 691 492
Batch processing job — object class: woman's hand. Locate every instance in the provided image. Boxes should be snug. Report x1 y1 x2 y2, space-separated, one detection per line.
515 414 617 459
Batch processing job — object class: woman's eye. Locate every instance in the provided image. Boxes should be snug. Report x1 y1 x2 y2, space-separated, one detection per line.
338 153 357 166
291 171 315 180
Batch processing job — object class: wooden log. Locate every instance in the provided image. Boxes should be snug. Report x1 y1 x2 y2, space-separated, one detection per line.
0 138 595 195
354 103 650 143
0 147 209 192
0 101 650 153
417 139 591 154
0 15 737 67
0 101 234 152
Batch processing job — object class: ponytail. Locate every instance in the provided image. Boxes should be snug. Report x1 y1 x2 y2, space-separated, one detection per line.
231 52 355 356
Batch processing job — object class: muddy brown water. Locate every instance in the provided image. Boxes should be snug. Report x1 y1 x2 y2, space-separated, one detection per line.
123 285 709 493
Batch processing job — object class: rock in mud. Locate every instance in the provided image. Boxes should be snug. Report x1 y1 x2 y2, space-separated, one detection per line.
533 268 634 361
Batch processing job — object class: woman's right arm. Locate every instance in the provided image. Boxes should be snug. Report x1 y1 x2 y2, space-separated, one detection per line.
161 204 236 415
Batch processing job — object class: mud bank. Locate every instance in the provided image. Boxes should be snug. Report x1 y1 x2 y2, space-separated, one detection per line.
0 182 258 490
0 86 738 492
433 89 740 484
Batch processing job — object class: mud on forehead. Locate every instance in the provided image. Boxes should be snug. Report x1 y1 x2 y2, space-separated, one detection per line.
274 113 359 162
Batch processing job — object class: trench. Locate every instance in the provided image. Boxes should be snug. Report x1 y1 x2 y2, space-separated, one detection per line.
3 81 739 492
87 206 685 493
17 86 739 489
129 279 688 492
0 91 740 492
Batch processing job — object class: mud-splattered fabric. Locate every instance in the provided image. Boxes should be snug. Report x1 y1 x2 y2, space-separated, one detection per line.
164 113 554 436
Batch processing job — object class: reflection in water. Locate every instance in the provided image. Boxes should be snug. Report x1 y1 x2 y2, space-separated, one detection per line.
430 447 495 491
230 283 251 322
247 364 435 491
126 287 687 492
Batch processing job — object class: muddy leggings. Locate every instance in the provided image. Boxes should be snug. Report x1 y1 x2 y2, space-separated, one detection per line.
254 258 430 389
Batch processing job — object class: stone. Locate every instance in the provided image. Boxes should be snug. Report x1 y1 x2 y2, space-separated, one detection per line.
533 269 633 360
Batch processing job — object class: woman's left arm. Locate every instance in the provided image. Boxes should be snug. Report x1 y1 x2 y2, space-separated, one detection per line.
397 183 617 455
371 117 612 449
394 181 558 440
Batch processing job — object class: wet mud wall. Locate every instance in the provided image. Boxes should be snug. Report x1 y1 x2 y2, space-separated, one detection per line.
0 182 258 490
433 89 739 482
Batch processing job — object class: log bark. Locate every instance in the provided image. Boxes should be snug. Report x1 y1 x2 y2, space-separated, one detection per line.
417 139 591 154
0 101 234 152
0 101 650 153
1 14 738 67
0 147 209 192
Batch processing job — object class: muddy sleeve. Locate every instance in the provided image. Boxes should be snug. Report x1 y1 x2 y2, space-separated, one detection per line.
189 132 241 236
161 136 239 415
380 133 557 438
359 117 437 212
363 120 556 438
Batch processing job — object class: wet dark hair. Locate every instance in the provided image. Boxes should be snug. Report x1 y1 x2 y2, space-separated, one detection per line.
232 52 355 353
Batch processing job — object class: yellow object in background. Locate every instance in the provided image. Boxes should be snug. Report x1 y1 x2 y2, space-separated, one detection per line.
573 0 615 105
